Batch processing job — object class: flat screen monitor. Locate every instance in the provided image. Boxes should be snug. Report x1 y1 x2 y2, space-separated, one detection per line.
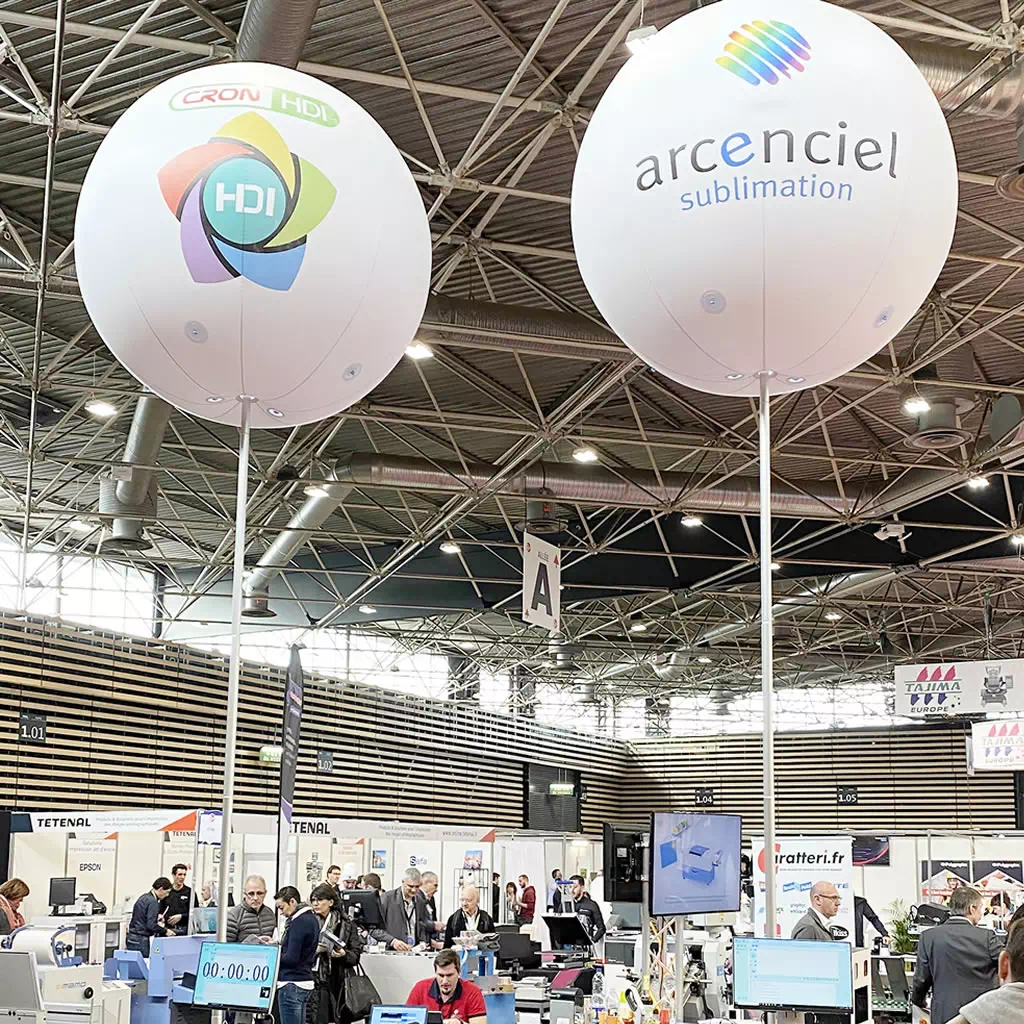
733 937 854 1013
369 1008 427 1024
649 812 741 916
544 913 595 950
193 906 218 934
603 823 644 903
340 888 384 927
49 877 76 908
0 951 45 1011
192 940 280 1010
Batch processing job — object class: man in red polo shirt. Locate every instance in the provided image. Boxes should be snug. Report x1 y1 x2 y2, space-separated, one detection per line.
407 949 487 1024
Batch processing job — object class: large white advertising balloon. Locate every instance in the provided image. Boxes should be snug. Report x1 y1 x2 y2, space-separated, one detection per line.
571 0 957 396
76 63 431 427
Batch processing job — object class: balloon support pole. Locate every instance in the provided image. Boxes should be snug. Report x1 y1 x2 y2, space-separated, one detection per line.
215 396 252 946
759 372 777 942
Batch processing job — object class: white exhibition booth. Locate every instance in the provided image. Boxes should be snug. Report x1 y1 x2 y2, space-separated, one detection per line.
7 809 604 926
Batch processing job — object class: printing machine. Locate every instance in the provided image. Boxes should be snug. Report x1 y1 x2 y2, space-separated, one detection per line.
1 928 131 1024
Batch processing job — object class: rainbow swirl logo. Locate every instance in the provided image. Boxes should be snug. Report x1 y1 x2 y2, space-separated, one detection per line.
715 20 811 86
158 111 336 291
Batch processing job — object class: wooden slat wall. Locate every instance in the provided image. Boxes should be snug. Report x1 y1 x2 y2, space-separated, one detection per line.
626 724 1017 833
0 615 629 830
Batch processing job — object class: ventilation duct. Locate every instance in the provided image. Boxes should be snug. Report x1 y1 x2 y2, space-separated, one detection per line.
652 651 689 680
101 392 172 552
242 477 352 616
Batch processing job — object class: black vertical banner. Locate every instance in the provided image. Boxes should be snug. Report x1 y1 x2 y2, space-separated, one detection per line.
0 810 11 884
276 646 305 893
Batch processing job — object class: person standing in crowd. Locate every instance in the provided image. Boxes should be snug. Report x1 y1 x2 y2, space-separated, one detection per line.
362 873 382 894
491 872 501 920
854 894 889 947
517 875 536 924
443 886 494 948
568 875 605 942
792 881 842 941
373 868 426 951
126 877 174 955
274 886 321 1024
199 882 217 908
162 863 192 936
326 866 342 894
227 875 277 943
948 921 1024 1023
341 865 359 891
0 879 29 936
406 949 488 1024
307 883 365 1024
913 886 1003 1024
505 882 520 925
547 870 563 912
419 871 445 945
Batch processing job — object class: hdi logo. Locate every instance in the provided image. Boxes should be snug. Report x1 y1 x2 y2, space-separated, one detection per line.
716 20 811 86
157 111 336 291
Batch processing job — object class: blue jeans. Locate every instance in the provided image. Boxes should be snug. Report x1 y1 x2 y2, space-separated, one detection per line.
276 983 312 1024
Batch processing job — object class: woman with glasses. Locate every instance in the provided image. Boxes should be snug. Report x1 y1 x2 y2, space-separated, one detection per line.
308 883 365 1024
226 875 276 943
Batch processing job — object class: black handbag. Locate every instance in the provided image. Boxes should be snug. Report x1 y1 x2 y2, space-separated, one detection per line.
343 966 380 1021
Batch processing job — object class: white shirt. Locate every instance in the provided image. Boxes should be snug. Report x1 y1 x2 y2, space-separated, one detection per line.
464 910 480 932
813 907 833 932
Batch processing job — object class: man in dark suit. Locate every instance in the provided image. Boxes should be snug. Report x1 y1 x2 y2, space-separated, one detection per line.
913 885 1003 1024
443 885 495 947
792 881 843 941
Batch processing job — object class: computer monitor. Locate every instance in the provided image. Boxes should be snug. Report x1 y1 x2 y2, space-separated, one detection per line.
544 914 595 951
192 941 280 1011
648 812 741 916
497 931 534 964
48 877 76 910
0 951 45 1011
192 906 218 934
733 937 854 1013
340 889 384 928
369 1008 427 1024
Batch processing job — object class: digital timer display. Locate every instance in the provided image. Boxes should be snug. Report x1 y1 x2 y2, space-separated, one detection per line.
193 941 280 1009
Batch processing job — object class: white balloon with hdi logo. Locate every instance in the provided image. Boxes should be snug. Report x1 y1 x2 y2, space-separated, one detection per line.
75 62 430 427
571 0 957 396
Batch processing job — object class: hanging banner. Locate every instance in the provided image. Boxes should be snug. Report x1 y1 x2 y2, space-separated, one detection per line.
522 533 560 634
752 836 854 940
277 645 305 890
971 720 1024 770
233 813 496 843
13 809 196 835
920 860 971 902
894 659 1024 717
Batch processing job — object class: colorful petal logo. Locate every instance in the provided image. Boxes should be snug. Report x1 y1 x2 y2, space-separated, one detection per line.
715 20 811 86
158 111 336 291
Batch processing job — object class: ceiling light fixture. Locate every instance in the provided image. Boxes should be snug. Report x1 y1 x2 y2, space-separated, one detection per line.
405 342 433 360
825 611 842 621
625 23 658 54
85 399 117 419
440 540 461 555
67 519 93 535
770 561 780 571
725 372 744 381
903 395 930 415
681 514 703 528
304 485 328 498
967 475 990 490
206 396 224 404
697 655 712 664
266 407 284 418
787 376 806 384
358 604 377 614
573 446 599 463
1012 534 1024 548
630 621 648 633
